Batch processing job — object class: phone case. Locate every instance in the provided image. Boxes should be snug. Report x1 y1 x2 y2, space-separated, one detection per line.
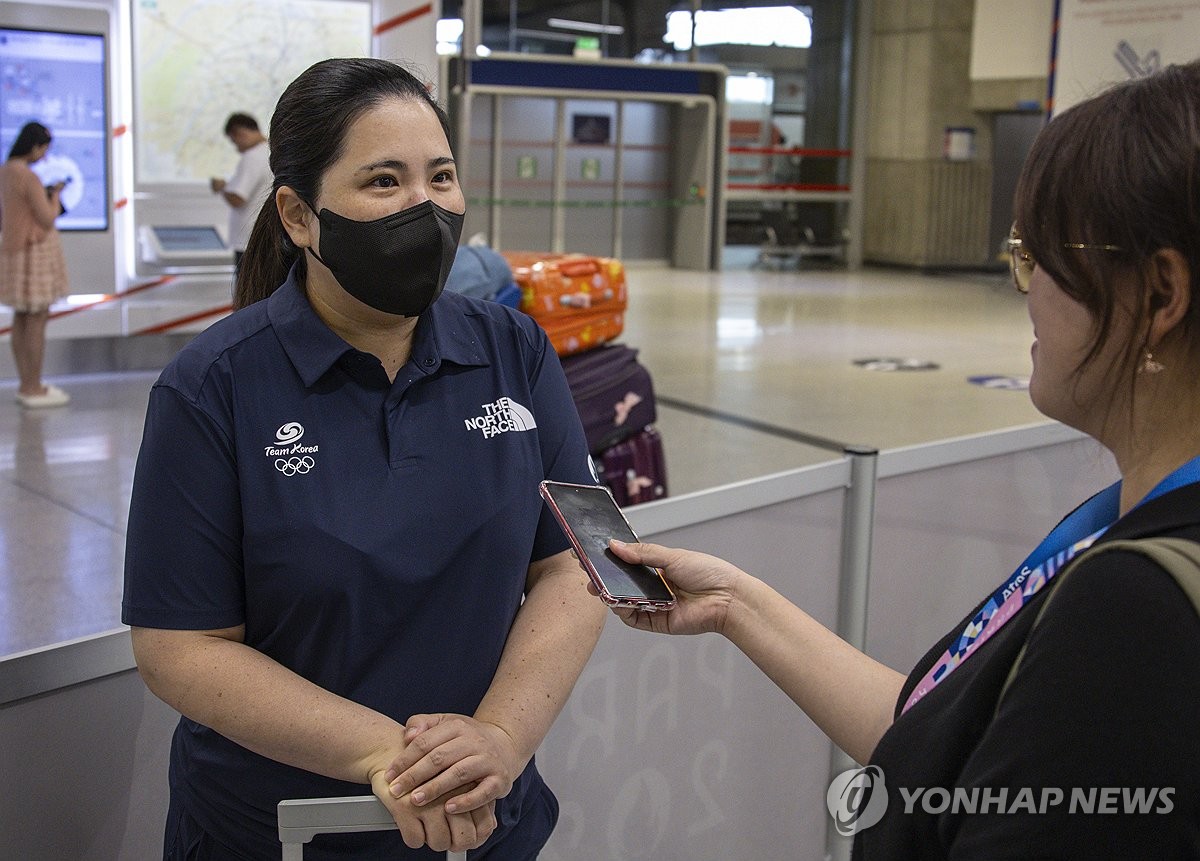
539 481 675 611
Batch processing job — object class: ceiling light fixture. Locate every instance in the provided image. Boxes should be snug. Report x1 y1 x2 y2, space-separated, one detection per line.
547 17 625 35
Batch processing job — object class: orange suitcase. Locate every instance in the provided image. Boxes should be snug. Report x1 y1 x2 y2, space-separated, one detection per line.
540 308 626 357
502 252 628 318
501 252 628 355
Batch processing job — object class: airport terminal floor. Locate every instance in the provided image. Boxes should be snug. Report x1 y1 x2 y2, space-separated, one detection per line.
0 249 1046 658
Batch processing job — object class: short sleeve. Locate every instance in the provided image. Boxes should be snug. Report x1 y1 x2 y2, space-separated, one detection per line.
945 550 1200 858
524 326 594 562
122 384 246 630
224 149 258 200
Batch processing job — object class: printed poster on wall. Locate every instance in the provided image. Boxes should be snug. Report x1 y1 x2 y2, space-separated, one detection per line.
132 0 370 184
1052 0 1200 116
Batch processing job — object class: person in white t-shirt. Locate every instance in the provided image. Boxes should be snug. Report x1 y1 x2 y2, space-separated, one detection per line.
210 113 272 270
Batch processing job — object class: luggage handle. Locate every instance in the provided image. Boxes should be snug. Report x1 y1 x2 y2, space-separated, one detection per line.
556 258 600 277
278 796 465 861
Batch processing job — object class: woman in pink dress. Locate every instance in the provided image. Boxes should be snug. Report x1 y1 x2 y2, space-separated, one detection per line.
0 122 70 408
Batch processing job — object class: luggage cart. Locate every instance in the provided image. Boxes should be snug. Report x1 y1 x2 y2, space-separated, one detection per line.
278 795 466 860
755 224 847 270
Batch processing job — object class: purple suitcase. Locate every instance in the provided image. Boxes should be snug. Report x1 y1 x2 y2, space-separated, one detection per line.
560 344 657 455
598 426 668 506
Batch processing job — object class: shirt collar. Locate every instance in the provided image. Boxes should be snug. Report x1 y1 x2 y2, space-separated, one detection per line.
417 290 491 370
269 266 489 388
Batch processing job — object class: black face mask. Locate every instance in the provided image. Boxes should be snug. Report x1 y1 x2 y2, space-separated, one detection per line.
306 199 464 317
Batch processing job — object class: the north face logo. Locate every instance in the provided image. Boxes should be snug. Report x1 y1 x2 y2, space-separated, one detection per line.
464 396 538 438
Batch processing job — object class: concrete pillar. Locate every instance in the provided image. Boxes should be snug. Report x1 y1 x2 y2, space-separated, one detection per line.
795 0 854 244
862 0 992 268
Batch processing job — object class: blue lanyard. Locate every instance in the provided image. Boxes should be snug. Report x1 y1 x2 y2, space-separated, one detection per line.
902 454 1200 715
1015 482 1119 580
1137 456 1200 506
1007 452 1200 597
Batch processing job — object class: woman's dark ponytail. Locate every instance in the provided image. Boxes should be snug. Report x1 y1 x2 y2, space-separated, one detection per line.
233 191 303 309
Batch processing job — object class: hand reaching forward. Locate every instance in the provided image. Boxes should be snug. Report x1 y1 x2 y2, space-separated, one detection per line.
384 713 524 816
604 539 746 635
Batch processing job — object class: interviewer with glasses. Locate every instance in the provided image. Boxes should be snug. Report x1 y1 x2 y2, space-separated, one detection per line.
564 61 1200 858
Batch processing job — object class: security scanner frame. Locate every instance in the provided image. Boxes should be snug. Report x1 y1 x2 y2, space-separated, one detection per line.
442 54 728 270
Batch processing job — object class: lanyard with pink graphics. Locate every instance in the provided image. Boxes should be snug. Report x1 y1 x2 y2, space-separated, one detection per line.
901 456 1200 716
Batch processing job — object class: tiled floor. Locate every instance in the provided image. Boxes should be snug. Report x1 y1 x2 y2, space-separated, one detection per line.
0 252 1049 656
1 372 152 654
626 256 1043 487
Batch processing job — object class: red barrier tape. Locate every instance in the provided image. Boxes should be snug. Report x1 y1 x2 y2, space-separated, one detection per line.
373 3 433 35
134 304 233 335
0 276 177 337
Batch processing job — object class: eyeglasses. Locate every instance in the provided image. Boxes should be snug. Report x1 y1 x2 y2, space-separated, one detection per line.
1006 224 1122 294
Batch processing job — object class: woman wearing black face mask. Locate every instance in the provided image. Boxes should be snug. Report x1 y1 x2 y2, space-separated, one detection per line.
122 58 605 861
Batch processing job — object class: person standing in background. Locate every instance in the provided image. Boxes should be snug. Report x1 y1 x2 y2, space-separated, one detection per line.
210 113 271 270
0 121 70 408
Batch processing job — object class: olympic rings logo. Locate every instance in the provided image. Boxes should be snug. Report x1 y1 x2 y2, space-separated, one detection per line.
274 456 315 476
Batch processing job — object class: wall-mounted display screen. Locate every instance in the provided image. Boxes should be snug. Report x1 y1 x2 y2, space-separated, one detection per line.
0 27 109 231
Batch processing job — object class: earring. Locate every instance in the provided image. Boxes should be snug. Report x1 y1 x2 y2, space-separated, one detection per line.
1138 351 1166 375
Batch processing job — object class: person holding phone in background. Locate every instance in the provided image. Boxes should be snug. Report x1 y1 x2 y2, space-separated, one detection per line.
598 62 1200 858
210 112 272 272
124 58 605 860
0 121 70 408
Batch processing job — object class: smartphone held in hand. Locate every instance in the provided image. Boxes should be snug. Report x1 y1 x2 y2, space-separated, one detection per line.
539 480 676 611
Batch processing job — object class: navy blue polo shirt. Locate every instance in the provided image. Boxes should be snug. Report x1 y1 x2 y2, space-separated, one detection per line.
122 267 594 859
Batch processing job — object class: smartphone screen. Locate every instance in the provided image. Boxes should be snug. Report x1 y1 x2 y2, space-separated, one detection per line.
540 481 675 608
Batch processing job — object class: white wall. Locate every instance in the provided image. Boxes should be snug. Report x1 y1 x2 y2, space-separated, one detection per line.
969 0 1055 81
